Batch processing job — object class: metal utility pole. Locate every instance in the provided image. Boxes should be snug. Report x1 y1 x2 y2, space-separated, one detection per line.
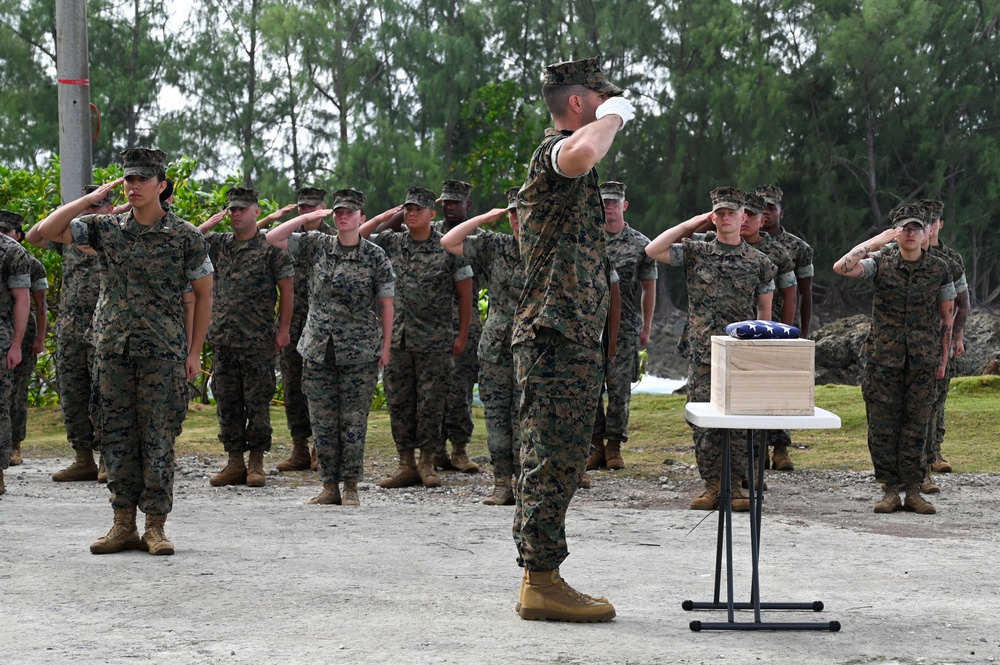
56 0 93 203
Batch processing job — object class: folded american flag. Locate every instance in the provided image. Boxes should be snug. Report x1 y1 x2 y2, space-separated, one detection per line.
724 320 801 339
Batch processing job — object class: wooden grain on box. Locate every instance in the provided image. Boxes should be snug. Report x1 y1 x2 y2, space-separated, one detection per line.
710 336 815 415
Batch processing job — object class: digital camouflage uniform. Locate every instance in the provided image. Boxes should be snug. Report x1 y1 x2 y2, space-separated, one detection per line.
372 225 472 454
858 247 955 488
289 228 394 484
207 228 293 454
512 127 611 572
48 241 102 452
670 234 776 483
0 233 32 470
927 239 967 464
593 223 656 445
463 229 526 480
768 228 813 329
70 208 213 515
282 215 335 443
8 253 47 442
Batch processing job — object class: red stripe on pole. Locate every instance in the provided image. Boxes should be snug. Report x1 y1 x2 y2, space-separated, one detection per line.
57 78 90 85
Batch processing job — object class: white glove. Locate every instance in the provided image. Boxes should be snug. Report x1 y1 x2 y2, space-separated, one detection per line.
595 97 635 129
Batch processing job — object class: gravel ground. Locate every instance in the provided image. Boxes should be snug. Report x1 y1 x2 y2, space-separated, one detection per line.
2 455 999 665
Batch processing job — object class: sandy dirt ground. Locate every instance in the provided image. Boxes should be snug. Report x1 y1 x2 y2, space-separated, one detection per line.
2 455 999 665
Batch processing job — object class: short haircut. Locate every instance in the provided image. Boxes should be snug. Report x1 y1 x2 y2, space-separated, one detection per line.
542 83 589 117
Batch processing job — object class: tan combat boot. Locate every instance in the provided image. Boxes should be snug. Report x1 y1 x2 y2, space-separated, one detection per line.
342 481 360 506
517 569 616 622
276 438 311 472
378 449 420 488
307 482 341 505
97 456 108 483
903 483 936 515
690 479 721 510
450 442 480 473
142 514 175 555
731 482 751 512
433 443 456 471
604 440 625 470
52 449 99 482
585 438 606 471
873 484 902 513
10 440 23 466
210 452 247 487
930 458 952 473
920 466 940 494
483 477 515 505
90 507 143 554
246 450 266 488
771 445 795 471
417 447 442 487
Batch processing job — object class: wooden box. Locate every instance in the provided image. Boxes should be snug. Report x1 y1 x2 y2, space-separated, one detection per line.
710 336 815 415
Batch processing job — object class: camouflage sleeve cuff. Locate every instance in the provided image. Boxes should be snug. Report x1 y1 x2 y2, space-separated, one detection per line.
31 277 48 292
7 274 31 290
668 243 684 265
549 139 585 179
377 283 395 299
756 279 776 295
638 263 658 281
955 273 968 294
859 258 877 280
69 219 90 246
610 268 619 285
453 264 474 283
795 263 815 278
187 256 214 282
776 270 797 289
939 281 957 302
285 232 302 257
183 282 194 293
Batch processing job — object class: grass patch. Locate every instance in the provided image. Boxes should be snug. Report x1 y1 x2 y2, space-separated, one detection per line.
20 377 1000 476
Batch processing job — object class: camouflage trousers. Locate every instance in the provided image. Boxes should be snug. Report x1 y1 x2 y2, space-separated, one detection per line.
861 360 935 486
479 356 520 479
302 355 378 484
96 351 187 515
8 345 35 442
56 335 100 451
0 361 14 469
926 355 957 462
211 346 276 453
687 362 747 482
439 330 480 451
512 327 603 572
384 349 452 452
593 334 640 443
280 338 312 441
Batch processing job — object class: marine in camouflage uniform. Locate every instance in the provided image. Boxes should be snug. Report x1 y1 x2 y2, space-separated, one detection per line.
833 203 954 514
0 221 32 493
441 187 527 505
366 186 472 489
753 184 815 471
274 189 395 505
38 148 214 554
201 188 294 488
588 181 656 472
430 179 482 474
277 187 336 471
647 187 776 511
0 214 47 468
511 58 634 623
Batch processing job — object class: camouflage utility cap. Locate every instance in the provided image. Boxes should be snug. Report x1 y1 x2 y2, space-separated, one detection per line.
121 147 167 178
744 192 765 215
0 210 25 231
505 187 520 211
440 179 473 202
599 181 626 201
919 199 944 221
754 184 783 206
297 187 327 207
226 187 259 210
403 186 437 209
711 186 746 211
83 185 114 207
543 57 624 96
332 188 366 211
890 203 925 228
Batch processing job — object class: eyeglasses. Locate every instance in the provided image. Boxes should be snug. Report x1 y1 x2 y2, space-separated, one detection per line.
900 225 923 234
